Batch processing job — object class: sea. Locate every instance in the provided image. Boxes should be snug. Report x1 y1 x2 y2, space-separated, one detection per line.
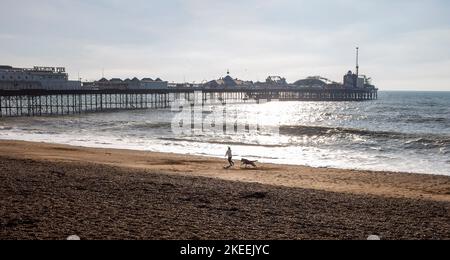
1 91 449 176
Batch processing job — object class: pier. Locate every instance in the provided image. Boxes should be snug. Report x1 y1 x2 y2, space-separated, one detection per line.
0 87 377 117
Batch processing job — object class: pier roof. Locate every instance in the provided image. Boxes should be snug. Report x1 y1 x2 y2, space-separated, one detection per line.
204 73 247 88
110 78 123 83
142 78 154 82
294 78 328 87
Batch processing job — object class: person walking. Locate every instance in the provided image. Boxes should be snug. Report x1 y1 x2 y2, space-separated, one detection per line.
225 147 234 168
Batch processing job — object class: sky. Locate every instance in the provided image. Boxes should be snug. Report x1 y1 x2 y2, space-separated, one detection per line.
1 0 449 91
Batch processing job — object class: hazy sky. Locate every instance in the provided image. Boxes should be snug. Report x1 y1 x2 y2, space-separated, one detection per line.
1 0 449 90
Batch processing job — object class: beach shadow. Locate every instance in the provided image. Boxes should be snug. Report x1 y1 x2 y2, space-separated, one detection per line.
239 167 260 171
51 147 80 152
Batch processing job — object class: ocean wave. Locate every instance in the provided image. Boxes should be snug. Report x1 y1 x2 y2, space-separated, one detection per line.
280 125 403 138
130 122 172 130
280 125 450 150
158 137 287 148
403 138 450 150
403 116 450 124
104 122 172 131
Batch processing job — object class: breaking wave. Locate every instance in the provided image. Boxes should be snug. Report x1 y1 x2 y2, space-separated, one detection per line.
158 137 287 148
280 125 450 150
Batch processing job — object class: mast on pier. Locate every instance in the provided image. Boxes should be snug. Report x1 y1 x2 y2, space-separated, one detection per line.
356 47 359 77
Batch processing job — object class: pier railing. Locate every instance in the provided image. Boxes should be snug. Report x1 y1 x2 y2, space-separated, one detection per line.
0 87 377 117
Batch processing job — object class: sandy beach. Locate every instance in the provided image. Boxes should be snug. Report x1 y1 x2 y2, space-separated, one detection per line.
0 140 449 240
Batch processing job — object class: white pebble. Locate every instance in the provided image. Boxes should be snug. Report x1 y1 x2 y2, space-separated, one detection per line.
67 235 81 240
367 235 381 240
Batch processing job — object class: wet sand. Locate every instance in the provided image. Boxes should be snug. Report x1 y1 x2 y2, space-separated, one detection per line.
0 140 449 240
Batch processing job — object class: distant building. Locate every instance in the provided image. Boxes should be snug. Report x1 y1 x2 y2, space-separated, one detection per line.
95 78 128 90
293 77 328 88
343 71 356 88
91 77 168 90
0 65 81 90
204 72 251 88
342 48 375 89
140 78 168 89
266 76 287 85
343 71 371 89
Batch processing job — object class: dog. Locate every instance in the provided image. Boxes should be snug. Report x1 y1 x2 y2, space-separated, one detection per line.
241 158 258 168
